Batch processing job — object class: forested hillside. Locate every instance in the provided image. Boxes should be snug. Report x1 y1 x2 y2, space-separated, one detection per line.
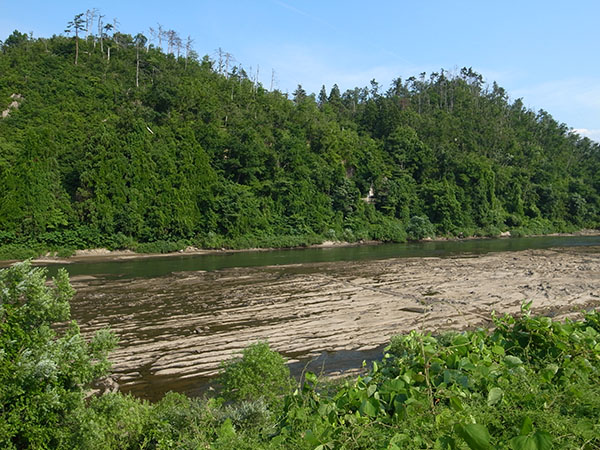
1 25 599 256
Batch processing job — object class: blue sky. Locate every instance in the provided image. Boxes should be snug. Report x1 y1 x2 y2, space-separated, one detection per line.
2 1 599 140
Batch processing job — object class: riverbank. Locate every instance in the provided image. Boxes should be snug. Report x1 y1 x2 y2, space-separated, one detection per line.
67 244 600 400
0 238 373 265
4 228 598 266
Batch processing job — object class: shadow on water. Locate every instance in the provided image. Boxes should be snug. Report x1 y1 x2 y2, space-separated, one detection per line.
122 345 389 401
286 345 388 379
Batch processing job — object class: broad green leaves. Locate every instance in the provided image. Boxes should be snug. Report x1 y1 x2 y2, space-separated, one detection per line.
511 417 553 450
455 423 491 450
511 432 553 450
504 355 524 368
487 387 503 406
281 309 600 449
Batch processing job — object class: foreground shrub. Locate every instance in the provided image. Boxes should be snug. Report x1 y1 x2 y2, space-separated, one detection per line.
0 261 117 449
70 393 149 450
216 398 275 436
278 306 600 449
140 392 219 449
218 342 293 410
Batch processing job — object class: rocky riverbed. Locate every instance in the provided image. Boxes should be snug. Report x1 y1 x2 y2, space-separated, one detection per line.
69 245 600 400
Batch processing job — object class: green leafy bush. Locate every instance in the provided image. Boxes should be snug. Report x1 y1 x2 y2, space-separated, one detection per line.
106 232 137 251
216 398 275 434
218 342 293 409
278 307 600 449
0 261 117 449
134 239 188 254
0 244 46 260
140 392 217 449
406 215 436 240
70 393 149 450
55 246 76 258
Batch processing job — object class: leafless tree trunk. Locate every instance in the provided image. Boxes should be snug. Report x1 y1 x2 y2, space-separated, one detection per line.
157 24 163 50
270 69 276 91
112 18 120 49
174 34 182 58
166 30 179 55
98 14 105 53
85 9 98 41
148 27 156 52
184 35 193 68
224 52 233 77
216 48 224 74
75 29 80 65
254 65 260 93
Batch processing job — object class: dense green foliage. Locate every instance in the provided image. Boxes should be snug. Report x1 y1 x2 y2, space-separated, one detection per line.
2 263 599 448
218 341 294 409
0 261 117 448
1 25 599 258
276 305 600 449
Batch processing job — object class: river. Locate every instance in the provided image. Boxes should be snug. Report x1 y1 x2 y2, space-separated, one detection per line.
43 234 600 279
25 235 600 400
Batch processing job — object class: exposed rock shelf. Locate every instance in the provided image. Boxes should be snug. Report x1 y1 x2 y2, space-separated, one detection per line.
69 246 600 399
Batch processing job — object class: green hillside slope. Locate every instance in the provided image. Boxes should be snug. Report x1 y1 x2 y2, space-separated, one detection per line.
1 29 598 256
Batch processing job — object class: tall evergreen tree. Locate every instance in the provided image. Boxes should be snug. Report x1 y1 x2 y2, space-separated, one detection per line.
65 13 86 65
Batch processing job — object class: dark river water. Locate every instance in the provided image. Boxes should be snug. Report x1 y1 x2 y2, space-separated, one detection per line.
42 235 600 280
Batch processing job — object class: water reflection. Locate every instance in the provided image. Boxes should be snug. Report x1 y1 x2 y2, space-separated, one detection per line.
40 235 600 280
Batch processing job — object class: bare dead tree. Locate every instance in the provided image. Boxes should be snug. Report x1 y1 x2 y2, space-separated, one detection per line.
185 35 193 58
270 68 276 91
184 35 194 68
166 29 176 54
111 18 120 49
85 8 98 41
85 10 92 39
103 23 113 60
134 33 147 87
237 63 245 85
148 27 157 52
224 52 233 77
173 33 182 58
157 24 164 50
215 48 224 74
98 14 105 53
255 65 260 92
165 30 171 53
